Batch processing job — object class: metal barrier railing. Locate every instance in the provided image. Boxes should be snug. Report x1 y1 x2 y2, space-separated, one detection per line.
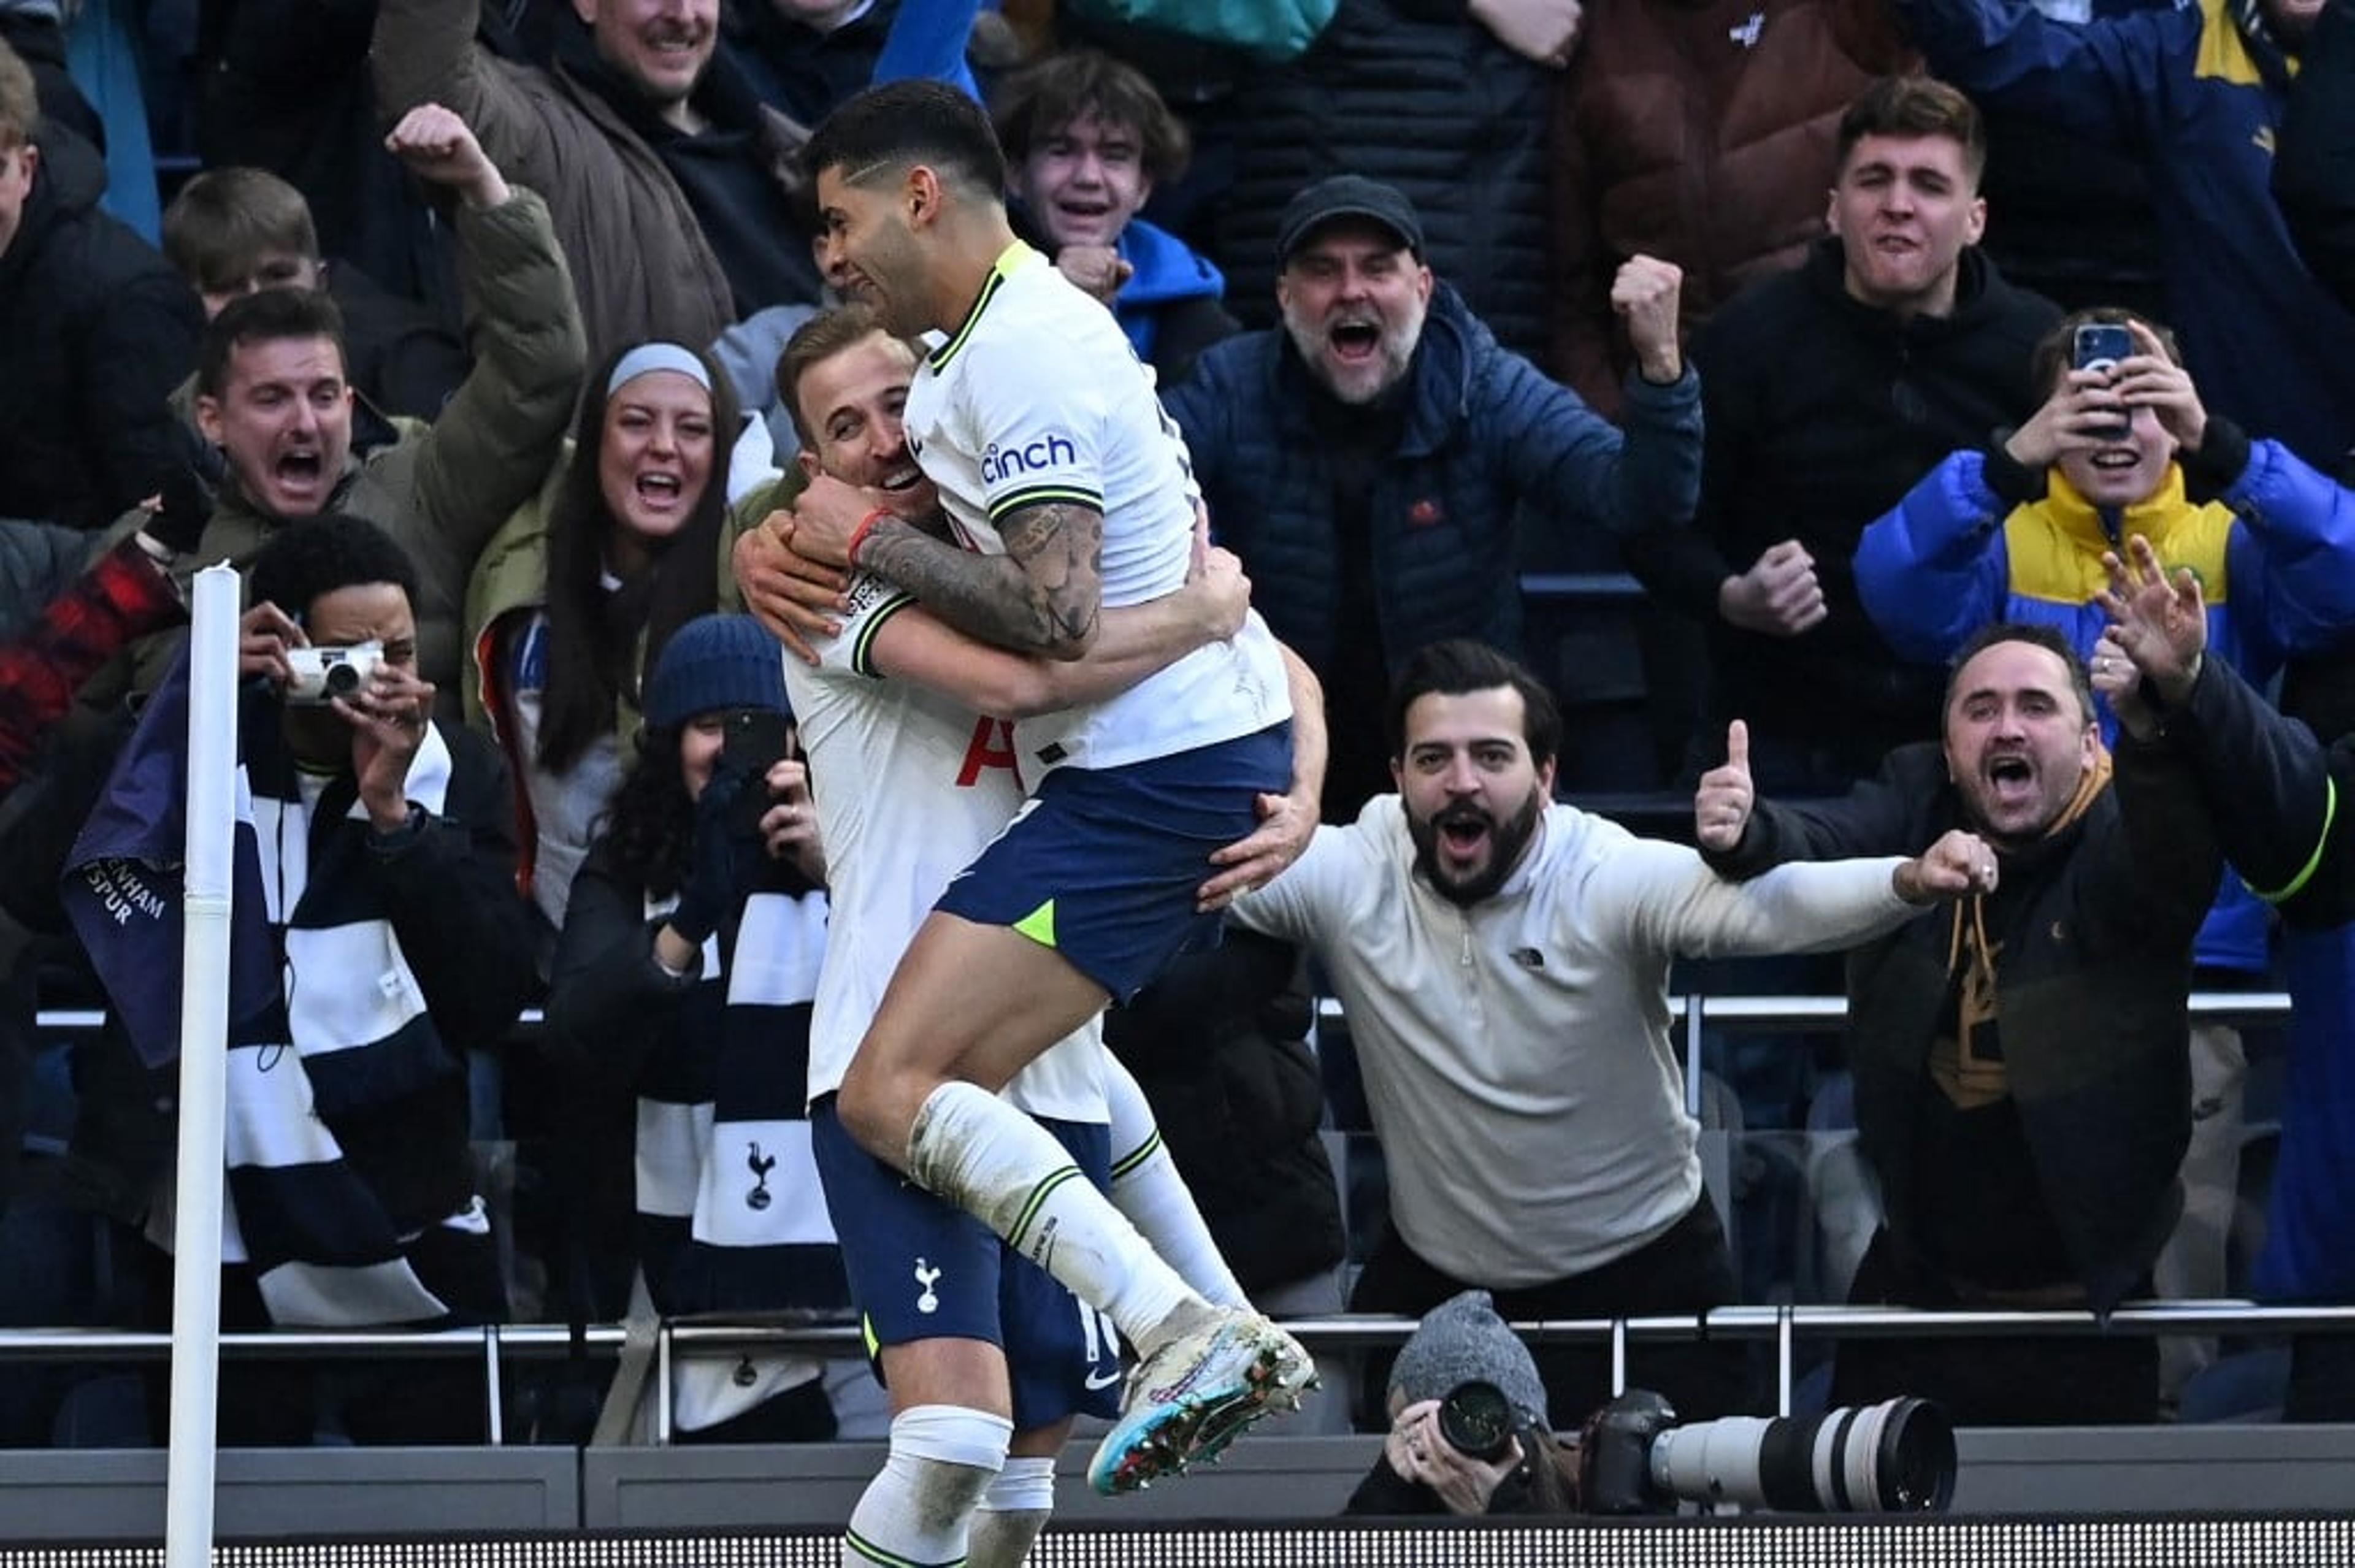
44 990 2291 1044
668 1302 2355 1429
1314 990 2294 1119
0 1325 628 1444
5 1301 2349 1444
1671 989 2290 1121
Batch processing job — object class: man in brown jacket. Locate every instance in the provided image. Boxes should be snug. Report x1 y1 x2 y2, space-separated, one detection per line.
372 0 822 364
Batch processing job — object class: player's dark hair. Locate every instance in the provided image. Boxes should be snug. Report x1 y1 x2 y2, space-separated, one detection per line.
805 78 1007 201
776 304 907 451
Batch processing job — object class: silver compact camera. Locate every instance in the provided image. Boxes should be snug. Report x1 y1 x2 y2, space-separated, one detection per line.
281 641 386 706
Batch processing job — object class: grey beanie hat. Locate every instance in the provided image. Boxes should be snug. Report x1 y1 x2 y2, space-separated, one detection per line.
1388 1290 1549 1423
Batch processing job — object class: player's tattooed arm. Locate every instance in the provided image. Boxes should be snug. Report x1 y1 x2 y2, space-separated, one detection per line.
857 500 1104 659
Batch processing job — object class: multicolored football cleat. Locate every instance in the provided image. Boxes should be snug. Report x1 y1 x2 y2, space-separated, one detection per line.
1086 1308 1317 1495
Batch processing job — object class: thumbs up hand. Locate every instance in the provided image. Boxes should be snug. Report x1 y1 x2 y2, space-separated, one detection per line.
1694 719 1754 854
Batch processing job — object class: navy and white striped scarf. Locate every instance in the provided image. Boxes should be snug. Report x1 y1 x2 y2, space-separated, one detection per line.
637 880 843 1431
65 666 477 1327
213 715 473 1327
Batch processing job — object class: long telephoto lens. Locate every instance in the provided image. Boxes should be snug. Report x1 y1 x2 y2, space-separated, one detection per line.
1847 1396 1958 1512
1646 1398 1956 1513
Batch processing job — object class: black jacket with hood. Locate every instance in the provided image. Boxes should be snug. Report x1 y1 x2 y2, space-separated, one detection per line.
0 129 202 530
1703 731 2216 1312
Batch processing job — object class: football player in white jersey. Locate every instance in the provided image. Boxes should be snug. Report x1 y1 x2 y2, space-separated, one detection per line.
762 77 1320 1502
758 308 1319 1563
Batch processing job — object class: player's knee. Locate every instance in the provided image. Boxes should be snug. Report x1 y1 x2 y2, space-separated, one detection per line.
835 1058 901 1161
840 1055 943 1164
886 1402 1013 1519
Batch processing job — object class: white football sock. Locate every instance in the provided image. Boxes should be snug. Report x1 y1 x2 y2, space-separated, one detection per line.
967 1454 1056 1566
908 1079 1199 1350
1104 1057 1250 1310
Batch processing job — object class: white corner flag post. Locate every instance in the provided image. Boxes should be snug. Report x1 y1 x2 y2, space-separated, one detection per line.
166 564 241 1568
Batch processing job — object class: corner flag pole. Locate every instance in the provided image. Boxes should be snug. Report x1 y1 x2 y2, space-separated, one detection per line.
166 564 240 1568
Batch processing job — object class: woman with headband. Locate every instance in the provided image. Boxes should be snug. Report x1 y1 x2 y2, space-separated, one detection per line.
464 340 743 955
460 340 764 1428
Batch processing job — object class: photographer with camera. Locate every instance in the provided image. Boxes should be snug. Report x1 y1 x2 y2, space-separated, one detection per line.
1851 308 2355 1409
1575 1385 1955 1516
1346 1290 1580 1517
540 613 848 1442
1347 1291 1962 1518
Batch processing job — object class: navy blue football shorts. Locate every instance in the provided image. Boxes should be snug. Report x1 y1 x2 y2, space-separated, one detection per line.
933 722 1292 1002
810 1093 1122 1429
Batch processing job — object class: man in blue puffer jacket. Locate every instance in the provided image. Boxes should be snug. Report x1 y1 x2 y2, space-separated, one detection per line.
1163 174 1701 817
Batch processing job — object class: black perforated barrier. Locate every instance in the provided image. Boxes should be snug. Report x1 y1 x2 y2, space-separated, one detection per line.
6 1519 2355 1567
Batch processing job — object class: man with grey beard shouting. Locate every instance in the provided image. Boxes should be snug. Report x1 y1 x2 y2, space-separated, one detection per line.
1229 637 1994 1432
1162 175 1701 820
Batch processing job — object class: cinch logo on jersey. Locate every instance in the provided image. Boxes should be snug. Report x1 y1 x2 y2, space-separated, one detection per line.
979 433 1079 484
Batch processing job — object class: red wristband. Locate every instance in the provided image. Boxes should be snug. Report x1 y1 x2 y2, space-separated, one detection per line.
845 506 892 567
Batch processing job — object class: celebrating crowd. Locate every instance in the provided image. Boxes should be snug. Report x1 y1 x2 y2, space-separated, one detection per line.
6 0 2355 1548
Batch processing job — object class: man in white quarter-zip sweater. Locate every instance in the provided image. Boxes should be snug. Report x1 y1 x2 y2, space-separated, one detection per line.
1232 638 1994 1431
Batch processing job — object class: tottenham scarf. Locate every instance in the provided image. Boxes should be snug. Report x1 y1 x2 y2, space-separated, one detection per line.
635 880 844 1431
67 670 472 1327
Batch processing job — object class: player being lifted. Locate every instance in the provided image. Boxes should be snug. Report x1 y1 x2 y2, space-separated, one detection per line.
780 80 1316 1497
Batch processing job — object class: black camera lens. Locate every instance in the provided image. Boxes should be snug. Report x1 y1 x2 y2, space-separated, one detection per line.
1861 1397 1957 1512
323 660 363 697
1436 1379 1515 1463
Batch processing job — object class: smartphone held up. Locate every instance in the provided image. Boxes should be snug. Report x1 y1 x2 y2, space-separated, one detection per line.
722 709 794 837
2073 322 2135 442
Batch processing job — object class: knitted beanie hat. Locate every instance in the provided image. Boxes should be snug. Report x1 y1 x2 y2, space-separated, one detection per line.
642 614 790 730
1388 1289 1549 1423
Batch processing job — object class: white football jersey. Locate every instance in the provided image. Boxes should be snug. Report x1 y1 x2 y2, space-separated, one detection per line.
906 242 1290 778
785 571 1105 1122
